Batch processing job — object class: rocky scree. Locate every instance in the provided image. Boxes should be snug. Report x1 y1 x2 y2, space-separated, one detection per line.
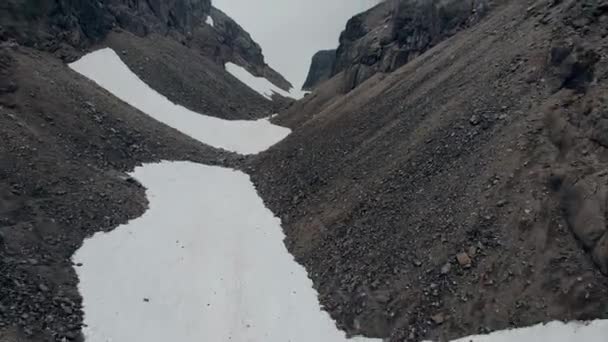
254 0 608 340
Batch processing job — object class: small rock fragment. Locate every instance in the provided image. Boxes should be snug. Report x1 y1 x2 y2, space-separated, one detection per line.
440 263 451 275
469 115 481 126
431 313 445 325
456 252 472 268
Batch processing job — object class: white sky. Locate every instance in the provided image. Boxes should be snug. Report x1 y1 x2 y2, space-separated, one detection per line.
213 0 380 90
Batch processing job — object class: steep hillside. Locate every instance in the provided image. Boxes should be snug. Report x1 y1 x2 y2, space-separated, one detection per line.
302 49 336 91
252 0 608 340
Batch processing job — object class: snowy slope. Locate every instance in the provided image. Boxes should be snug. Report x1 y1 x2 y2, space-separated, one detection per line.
69 48 289 155
225 62 306 99
73 161 379 342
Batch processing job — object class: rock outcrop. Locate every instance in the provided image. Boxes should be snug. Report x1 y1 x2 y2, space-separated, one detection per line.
1 0 211 48
302 49 336 91
1 0 292 92
195 7 292 91
303 0 492 92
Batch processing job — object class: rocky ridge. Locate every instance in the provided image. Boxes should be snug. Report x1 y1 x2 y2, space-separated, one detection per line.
303 0 493 92
0 0 291 92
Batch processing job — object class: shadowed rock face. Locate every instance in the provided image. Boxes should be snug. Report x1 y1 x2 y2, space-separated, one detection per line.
1 0 292 92
302 0 492 93
1 0 211 47
302 50 336 91
201 7 293 91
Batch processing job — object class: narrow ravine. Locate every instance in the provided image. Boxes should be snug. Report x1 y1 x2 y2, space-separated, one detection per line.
69 49 608 342
69 48 379 342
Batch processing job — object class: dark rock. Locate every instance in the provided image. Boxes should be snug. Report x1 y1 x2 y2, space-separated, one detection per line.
440 262 451 275
550 44 600 92
302 50 336 91
1 0 212 48
431 313 445 325
203 7 292 91
592 233 608 275
592 119 608 147
470 115 481 126
317 0 492 92
456 252 472 268
560 179 607 248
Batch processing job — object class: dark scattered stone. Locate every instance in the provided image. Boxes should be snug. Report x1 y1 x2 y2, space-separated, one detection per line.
592 234 608 275
456 252 472 268
440 263 451 275
431 313 445 325
469 114 481 126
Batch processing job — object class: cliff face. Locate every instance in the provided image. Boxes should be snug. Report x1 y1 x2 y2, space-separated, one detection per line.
302 0 492 91
194 7 292 91
1 0 211 48
0 0 292 91
302 50 336 91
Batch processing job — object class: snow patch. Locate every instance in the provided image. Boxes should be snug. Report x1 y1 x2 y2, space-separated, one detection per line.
73 162 379 342
206 15 214 27
427 320 608 342
69 48 289 155
225 62 305 100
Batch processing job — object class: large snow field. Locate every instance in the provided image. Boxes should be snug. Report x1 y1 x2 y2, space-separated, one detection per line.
69 48 290 155
72 161 378 342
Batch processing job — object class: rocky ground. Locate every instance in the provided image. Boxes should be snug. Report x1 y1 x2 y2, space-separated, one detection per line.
251 0 608 340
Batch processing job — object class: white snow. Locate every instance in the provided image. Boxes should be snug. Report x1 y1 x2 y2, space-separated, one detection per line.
206 15 214 27
69 48 290 155
427 319 608 342
225 62 306 99
73 161 378 342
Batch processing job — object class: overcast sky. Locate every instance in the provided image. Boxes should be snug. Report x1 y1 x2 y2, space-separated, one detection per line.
213 0 379 91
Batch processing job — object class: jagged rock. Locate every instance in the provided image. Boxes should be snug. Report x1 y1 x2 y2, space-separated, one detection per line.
560 179 607 249
199 7 292 91
549 43 600 92
592 233 608 275
1 0 211 47
306 0 492 93
592 119 608 147
302 50 336 91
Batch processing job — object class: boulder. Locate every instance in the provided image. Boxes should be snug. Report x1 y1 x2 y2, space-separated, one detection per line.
560 179 607 249
592 233 608 275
